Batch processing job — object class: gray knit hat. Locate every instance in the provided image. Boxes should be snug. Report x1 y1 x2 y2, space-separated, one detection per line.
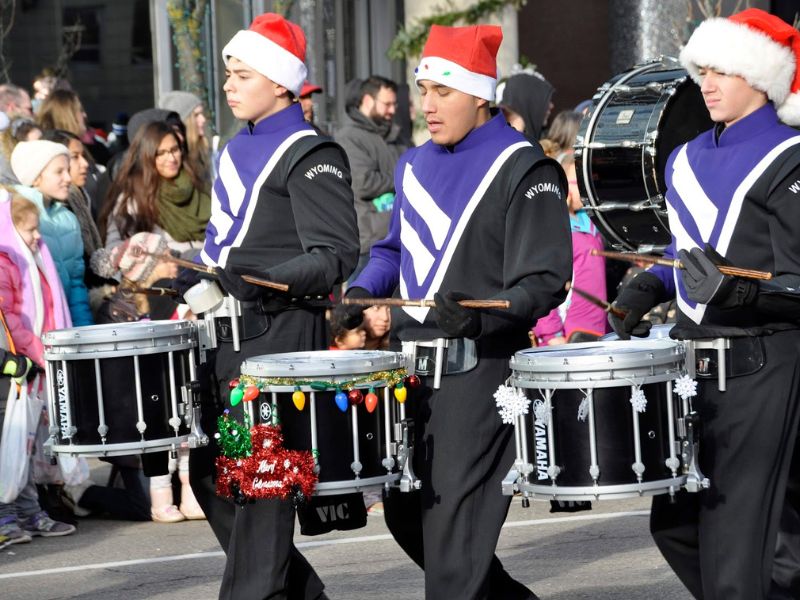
158 91 202 122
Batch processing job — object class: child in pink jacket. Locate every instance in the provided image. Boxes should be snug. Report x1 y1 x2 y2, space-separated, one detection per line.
533 155 607 345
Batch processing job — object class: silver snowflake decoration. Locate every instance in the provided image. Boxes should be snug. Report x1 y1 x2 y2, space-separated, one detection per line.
533 398 549 428
674 375 698 400
577 396 589 422
283 459 291 469
494 385 531 424
630 387 647 413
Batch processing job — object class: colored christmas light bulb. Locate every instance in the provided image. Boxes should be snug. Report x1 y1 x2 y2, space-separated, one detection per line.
292 387 306 411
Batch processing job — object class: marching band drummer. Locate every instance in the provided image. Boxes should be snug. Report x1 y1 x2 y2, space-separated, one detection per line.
339 24 572 599
609 9 800 599
173 13 358 600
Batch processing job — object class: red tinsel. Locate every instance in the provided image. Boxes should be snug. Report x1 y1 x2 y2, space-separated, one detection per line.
215 424 317 503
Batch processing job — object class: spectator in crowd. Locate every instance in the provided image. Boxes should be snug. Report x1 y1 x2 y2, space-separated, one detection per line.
0 189 75 547
298 81 324 132
336 76 409 277
106 112 129 157
363 304 390 350
10 140 94 326
37 89 110 166
0 84 34 184
158 91 211 185
328 308 366 350
0 118 42 185
546 110 583 159
101 120 209 258
497 71 555 140
40 129 112 303
31 69 71 114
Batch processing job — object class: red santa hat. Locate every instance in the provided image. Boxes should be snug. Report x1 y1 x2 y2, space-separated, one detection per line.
414 24 503 101
221 13 307 97
680 8 800 125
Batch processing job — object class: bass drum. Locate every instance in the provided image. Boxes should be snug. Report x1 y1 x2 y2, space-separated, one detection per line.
575 57 713 253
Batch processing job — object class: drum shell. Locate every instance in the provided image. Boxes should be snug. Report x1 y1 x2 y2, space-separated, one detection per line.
43 321 198 456
253 389 397 486
522 382 678 488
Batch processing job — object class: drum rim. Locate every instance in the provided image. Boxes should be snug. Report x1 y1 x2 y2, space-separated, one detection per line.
512 339 683 366
43 320 196 346
241 350 408 378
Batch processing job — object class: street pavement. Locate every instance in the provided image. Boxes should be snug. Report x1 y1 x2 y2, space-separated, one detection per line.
0 464 692 599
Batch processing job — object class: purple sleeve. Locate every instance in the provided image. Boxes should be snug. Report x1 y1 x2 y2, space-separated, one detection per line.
350 175 403 296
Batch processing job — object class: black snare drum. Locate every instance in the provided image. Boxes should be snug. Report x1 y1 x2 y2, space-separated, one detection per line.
575 57 713 252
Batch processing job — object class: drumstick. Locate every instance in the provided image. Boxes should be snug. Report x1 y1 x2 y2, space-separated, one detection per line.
342 297 511 309
571 286 627 319
123 286 178 297
131 249 291 292
592 249 773 281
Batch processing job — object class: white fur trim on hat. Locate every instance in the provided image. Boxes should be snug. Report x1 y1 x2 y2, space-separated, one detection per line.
10 140 70 187
222 29 307 97
680 17 796 106
778 91 800 126
415 56 497 102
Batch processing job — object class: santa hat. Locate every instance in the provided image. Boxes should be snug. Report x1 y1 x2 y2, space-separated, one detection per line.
414 24 503 101
680 8 800 125
222 13 307 97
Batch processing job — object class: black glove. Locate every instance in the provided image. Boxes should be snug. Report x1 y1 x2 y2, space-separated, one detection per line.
434 291 481 338
608 271 664 340
171 266 201 303
337 286 373 329
216 263 269 302
679 245 757 308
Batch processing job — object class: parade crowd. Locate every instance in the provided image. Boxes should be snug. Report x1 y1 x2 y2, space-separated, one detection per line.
1 7 800 600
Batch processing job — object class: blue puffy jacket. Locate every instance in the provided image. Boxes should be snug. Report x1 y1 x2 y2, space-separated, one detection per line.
15 186 94 326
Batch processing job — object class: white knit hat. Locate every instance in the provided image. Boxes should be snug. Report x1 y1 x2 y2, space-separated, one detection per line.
222 12 307 97
10 140 69 186
680 8 800 125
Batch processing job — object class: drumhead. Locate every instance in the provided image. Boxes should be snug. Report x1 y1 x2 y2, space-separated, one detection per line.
600 323 674 341
510 339 684 388
241 350 407 378
576 57 713 252
43 320 196 359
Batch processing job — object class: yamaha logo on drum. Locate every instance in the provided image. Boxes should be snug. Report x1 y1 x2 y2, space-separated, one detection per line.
532 399 550 481
260 401 272 423
56 368 70 438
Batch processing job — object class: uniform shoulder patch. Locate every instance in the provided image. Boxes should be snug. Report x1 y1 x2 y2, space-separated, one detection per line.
304 163 344 180
523 182 563 201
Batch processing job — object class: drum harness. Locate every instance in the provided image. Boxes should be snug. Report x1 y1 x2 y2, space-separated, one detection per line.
401 337 478 390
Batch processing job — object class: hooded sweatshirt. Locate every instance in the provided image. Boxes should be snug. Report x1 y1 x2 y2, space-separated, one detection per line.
500 72 555 140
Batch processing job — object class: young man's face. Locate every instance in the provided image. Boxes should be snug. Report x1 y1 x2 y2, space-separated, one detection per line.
699 67 768 127
361 86 397 123
417 80 489 146
223 57 286 123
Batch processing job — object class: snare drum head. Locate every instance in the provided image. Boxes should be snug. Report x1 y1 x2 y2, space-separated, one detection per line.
43 320 197 359
511 339 684 387
576 58 713 252
600 323 674 341
241 350 407 379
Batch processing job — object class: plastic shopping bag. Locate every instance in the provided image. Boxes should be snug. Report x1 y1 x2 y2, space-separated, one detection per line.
0 379 37 503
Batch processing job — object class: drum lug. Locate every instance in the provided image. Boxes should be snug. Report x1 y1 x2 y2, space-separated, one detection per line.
396 418 421 492
182 380 209 449
682 411 710 493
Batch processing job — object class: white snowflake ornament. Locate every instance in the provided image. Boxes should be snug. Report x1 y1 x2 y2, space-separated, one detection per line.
494 385 531 424
674 374 698 400
533 398 549 428
630 387 647 413
577 395 589 422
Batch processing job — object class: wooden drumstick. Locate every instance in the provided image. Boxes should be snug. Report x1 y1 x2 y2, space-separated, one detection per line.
571 286 627 319
131 249 291 292
342 297 511 309
592 249 773 281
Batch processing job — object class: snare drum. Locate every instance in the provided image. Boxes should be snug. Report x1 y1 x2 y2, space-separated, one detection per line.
240 350 410 496
505 340 687 500
43 320 207 457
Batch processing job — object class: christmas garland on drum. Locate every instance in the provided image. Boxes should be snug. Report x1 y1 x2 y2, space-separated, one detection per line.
227 368 417 413
214 411 317 505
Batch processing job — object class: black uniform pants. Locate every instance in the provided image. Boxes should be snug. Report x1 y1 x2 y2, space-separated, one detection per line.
189 308 327 600
384 353 537 599
650 330 800 600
